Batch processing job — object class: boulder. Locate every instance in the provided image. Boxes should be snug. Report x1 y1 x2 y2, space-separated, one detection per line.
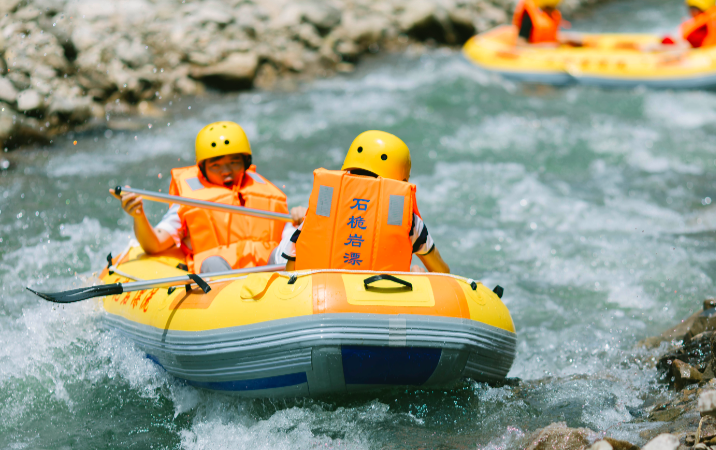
301 1 342 33
587 441 612 450
524 422 593 450
116 38 151 68
0 104 16 141
0 0 21 14
602 438 638 450
641 434 679 450
698 389 716 416
0 77 18 103
71 24 101 52
16 89 43 111
671 359 702 390
190 52 258 90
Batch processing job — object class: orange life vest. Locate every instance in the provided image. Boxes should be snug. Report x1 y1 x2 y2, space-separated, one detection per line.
295 169 420 272
513 0 562 44
169 165 288 273
681 7 716 48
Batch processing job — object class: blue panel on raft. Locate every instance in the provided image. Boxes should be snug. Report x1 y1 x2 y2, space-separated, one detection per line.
342 346 441 385
186 372 308 391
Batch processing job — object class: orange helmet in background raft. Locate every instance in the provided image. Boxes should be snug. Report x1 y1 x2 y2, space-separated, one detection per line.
341 130 412 181
195 121 252 162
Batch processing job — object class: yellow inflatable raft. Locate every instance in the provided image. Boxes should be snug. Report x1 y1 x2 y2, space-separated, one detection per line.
463 25 716 88
96 246 517 397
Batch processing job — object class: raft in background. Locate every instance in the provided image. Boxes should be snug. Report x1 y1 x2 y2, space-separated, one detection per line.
463 25 716 89
99 246 517 397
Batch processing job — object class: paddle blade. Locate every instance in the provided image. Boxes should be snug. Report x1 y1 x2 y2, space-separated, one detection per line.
26 283 124 303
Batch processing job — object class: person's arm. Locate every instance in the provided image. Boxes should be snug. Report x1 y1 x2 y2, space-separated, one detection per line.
110 187 175 254
417 246 450 273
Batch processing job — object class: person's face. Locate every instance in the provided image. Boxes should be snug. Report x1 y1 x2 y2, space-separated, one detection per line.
203 154 246 188
690 6 704 17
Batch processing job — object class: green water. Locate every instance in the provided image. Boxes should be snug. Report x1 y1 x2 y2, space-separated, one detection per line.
2 0 715 448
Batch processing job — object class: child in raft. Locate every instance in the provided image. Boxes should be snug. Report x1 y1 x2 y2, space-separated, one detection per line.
277 130 450 274
111 121 305 274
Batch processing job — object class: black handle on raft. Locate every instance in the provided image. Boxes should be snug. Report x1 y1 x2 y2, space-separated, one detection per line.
114 186 122 195
363 274 412 291
188 274 211 294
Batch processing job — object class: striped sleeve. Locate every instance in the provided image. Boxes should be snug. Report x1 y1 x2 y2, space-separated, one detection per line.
410 214 434 255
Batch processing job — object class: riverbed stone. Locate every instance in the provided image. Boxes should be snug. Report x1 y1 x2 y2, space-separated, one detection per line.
588 441 612 450
0 77 18 104
672 360 703 391
190 52 258 89
642 434 679 450
524 422 594 450
16 89 42 111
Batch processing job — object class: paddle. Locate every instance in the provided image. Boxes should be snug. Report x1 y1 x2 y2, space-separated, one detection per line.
26 264 285 303
113 186 292 222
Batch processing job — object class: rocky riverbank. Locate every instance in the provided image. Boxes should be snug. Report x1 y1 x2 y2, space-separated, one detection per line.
0 0 604 149
509 300 716 450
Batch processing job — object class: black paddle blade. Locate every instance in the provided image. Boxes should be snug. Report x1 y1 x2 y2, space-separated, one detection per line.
26 283 124 303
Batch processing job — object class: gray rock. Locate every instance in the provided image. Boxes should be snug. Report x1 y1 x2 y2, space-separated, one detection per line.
116 38 151 68
0 0 21 14
301 2 342 32
16 89 43 111
0 104 15 141
641 434 679 450
698 390 716 416
0 77 18 103
190 52 258 88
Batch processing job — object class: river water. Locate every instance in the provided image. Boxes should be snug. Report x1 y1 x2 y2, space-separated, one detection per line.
2 0 715 448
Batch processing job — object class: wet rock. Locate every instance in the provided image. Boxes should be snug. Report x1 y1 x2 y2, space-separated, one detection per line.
190 52 258 90
0 104 16 141
0 77 18 104
603 438 638 450
524 422 593 450
648 405 685 422
642 434 679 450
698 390 716 416
588 441 612 450
16 89 42 111
672 360 703 391
0 0 21 14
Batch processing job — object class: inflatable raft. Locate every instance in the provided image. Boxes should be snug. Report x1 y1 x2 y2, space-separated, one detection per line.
463 25 716 88
97 246 517 397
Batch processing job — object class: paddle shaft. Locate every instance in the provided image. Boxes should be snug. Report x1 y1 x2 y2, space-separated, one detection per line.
115 186 292 222
27 264 286 303
117 264 285 291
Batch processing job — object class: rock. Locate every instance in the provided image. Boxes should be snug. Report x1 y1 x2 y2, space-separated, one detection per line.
648 405 685 422
524 422 593 450
190 52 258 90
0 0 21 14
16 89 43 111
603 437 639 450
588 441 612 450
116 38 151 68
0 104 16 141
693 444 708 450
301 1 342 33
642 434 679 450
698 390 716 416
70 24 101 52
0 77 18 103
672 359 703 390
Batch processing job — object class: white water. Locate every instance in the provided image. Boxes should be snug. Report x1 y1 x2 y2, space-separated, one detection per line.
2 1 715 447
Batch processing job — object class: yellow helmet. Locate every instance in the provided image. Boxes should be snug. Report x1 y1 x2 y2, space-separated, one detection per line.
341 130 411 181
686 0 715 10
536 0 562 8
195 121 251 163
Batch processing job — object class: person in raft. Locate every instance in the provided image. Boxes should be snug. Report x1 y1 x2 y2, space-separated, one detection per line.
111 121 305 274
278 130 450 274
513 0 564 45
680 0 716 48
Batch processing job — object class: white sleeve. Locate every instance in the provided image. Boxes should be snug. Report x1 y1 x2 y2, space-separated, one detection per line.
154 204 184 246
410 214 435 255
269 222 301 265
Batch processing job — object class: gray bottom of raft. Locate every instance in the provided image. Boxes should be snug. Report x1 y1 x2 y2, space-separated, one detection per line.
103 313 517 398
